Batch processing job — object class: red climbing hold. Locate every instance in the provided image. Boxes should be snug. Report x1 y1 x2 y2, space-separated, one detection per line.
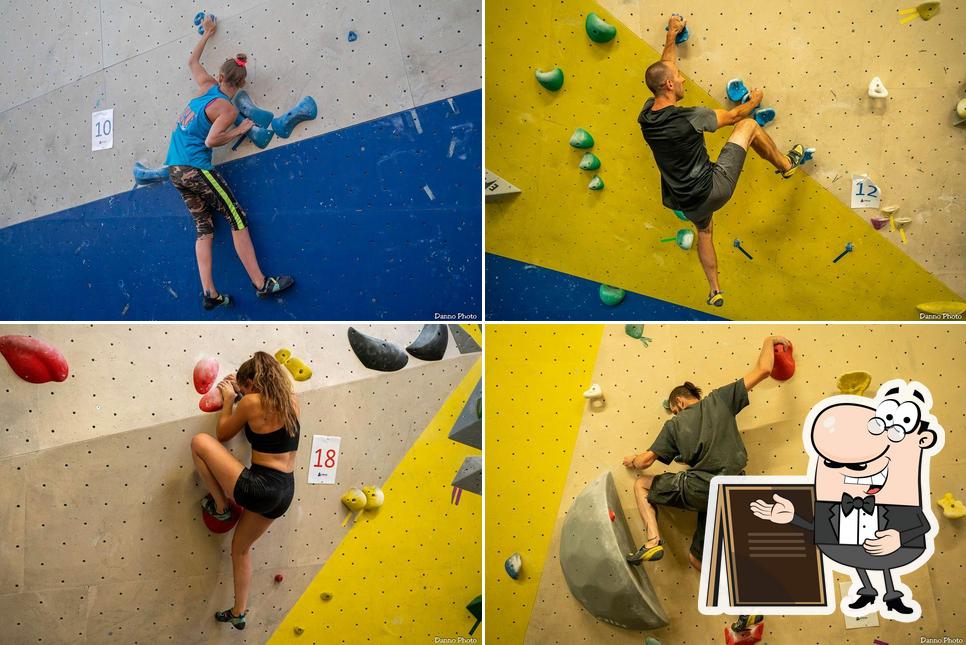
202 499 244 534
725 621 764 645
199 386 224 412
193 357 219 394
0 335 69 383
770 342 795 382
274 574 284 583
608 509 616 522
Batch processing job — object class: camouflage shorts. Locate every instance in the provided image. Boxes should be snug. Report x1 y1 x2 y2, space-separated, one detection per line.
169 165 248 239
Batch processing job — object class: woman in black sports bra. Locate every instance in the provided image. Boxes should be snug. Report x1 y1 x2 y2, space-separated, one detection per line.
189 351 300 631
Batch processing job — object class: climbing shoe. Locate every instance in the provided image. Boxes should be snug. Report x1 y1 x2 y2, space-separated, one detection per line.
778 144 805 178
732 615 764 632
215 608 248 630
626 540 665 565
201 493 232 522
255 275 294 298
707 291 724 307
203 291 231 311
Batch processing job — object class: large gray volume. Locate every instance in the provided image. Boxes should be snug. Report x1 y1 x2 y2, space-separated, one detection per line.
448 380 481 449
449 325 481 354
347 327 409 372
451 455 482 496
559 471 669 630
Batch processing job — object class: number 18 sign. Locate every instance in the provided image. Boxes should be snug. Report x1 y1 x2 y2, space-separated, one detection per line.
308 435 341 484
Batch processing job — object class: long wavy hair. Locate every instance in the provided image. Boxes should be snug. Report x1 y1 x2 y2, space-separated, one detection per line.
236 351 298 436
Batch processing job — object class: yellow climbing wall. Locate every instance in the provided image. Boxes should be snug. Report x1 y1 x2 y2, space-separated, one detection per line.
484 325 603 643
598 0 966 298
498 324 966 644
269 358 482 643
485 0 963 319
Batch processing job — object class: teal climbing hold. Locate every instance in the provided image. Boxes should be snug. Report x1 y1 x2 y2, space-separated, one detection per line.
535 67 565 91
585 13 617 43
671 209 688 221
599 284 625 306
624 324 652 347
588 176 604 190
569 128 594 149
579 153 600 170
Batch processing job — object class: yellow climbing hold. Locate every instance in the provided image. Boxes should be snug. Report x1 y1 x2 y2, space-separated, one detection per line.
937 492 965 519
275 348 313 381
837 371 872 396
916 301 966 317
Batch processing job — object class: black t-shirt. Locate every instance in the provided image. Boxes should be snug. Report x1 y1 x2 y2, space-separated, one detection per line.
638 97 718 212
648 378 750 480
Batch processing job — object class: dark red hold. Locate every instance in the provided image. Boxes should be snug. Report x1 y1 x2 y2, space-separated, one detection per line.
771 342 795 382
609 509 615 522
275 574 284 583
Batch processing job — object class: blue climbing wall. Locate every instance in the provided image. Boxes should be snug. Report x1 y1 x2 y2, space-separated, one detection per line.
0 91 481 320
486 253 725 321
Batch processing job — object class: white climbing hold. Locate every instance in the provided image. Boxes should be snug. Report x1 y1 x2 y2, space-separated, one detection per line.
868 77 888 98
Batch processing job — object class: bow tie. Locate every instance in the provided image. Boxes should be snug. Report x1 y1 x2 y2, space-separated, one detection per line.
841 493 876 516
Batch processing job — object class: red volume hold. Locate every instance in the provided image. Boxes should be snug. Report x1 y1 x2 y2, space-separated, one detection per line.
193 357 219 394
0 335 69 383
771 342 795 382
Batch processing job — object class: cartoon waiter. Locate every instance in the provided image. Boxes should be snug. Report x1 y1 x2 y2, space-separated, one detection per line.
750 380 944 622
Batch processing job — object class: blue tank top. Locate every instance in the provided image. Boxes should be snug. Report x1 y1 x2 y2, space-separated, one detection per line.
165 84 231 169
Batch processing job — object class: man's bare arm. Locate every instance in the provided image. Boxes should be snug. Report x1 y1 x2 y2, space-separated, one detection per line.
661 14 685 64
714 89 763 128
744 335 791 391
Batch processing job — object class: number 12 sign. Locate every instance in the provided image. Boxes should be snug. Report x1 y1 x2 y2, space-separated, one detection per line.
308 435 341 484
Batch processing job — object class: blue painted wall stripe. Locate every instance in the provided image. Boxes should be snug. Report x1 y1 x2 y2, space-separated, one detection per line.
485 253 727 321
0 90 481 321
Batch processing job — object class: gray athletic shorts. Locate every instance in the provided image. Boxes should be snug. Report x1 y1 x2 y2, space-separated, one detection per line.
683 142 748 230
648 469 745 560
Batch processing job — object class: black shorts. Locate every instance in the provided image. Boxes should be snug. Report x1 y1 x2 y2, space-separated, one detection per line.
169 165 249 239
646 470 739 561
233 463 295 519
682 143 748 230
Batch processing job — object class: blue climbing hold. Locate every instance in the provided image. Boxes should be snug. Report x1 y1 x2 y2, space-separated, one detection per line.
271 96 318 139
726 78 748 103
194 12 216 35
665 14 689 44
233 113 274 149
753 107 776 127
348 31 358 42
132 161 169 186
233 90 274 128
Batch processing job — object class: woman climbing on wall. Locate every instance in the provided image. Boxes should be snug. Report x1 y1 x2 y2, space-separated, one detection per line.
166 14 293 311
189 351 301 630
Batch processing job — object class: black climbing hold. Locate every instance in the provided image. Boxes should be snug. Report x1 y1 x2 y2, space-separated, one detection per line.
347 327 409 372
406 324 448 361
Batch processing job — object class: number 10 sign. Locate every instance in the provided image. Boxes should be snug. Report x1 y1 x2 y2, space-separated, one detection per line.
308 435 341 484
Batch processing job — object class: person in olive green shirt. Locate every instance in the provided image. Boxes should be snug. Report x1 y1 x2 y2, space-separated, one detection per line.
622 335 791 570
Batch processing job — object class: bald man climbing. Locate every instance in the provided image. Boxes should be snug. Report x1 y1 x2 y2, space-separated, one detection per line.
638 15 806 308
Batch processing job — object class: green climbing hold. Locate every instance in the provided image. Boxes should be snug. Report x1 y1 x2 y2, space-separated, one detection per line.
579 153 600 170
588 175 604 190
624 324 653 347
585 13 617 43
569 128 594 149
672 209 688 221
599 284 625 306
476 396 482 419
535 67 564 91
